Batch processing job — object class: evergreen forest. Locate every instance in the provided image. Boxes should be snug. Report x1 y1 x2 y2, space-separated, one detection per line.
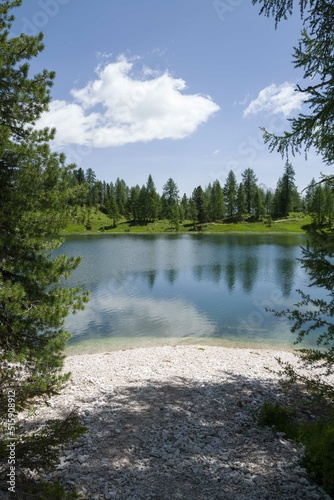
67 163 333 232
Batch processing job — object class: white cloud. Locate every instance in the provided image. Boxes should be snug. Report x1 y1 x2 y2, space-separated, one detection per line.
38 55 220 148
243 82 306 118
66 291 216 340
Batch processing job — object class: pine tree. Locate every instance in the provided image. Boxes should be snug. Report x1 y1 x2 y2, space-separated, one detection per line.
129 185 141 221
264 189 273 215
115 177 129 217
162 178 179 220
85 167 97 206
138 185 149 221
224 170 237 217
254 187 265 220
73 167 85 184
210 180 225 221
304 178 317 214
0 2 87 495
146 174 160 221
236 182 247 215
181 194 189 220
272 162 299 216
280 162 298 216
324 183 334 226
241 168 258 214
192 186 208 224
107 193 120 227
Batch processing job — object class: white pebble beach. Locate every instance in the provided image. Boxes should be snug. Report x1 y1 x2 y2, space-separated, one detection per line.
22 345 333 499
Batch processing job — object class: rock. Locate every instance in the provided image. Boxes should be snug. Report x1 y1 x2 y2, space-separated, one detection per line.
15 346 333 500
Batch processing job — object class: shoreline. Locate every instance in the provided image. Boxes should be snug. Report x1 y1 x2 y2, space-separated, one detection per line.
61 229 307 236
28 345 332 499
65 338 299 357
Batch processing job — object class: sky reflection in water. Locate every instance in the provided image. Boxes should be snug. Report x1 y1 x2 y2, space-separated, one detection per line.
57 233 314 353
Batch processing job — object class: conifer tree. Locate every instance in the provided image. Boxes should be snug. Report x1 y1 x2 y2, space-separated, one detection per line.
224 170 237 217
107 193 120 227
241 168 258 214
129 185 141 221
162 178 179 220
210 180 225 221
253 0 334 396
192 186 208 224
146 174 160 221
236 182 247 215
0 1 87 495
181 194 189 220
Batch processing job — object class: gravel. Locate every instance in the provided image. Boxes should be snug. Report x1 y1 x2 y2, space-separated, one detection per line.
17 345 333 499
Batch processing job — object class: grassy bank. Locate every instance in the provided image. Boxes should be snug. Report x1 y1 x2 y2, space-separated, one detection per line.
63 208 311 235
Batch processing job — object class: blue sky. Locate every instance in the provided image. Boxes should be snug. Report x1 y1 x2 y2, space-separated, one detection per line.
13 0 323 196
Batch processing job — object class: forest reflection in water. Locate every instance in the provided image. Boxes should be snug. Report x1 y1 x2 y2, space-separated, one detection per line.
56 233 315 353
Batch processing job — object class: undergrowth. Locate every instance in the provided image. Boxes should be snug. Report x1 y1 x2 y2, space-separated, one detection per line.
258 400 334 496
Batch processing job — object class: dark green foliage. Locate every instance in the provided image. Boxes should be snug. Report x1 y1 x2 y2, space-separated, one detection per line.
274 227 334 400
252 1 334 493
224 170 237 216
180 193 189 220
236 182 247 215
254 187 265 220
0 412 86 484
0 1 87 496
252 0 334 166
300 421 334 494
73 167 85 185
253 0 334 391
107 193 120 227
241 168 258 214
258 401 296 432
19 481 82 499
115 177 129 217
259 400 334 496
128 184 140 221
209 180 225 220
272 162 299 216
64 166 330 229
160 178 181 230
145 174 160 221
192 186 209 224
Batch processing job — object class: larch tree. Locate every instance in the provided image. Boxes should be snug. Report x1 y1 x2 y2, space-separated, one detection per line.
253 0 334 397
0 1 87 496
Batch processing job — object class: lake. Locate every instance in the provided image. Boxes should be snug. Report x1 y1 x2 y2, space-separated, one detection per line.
57 233 315 354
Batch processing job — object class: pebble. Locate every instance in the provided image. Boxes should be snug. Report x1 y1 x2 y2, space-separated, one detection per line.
16 345 334 500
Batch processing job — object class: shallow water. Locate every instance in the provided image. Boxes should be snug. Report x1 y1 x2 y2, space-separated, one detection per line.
55 233 317 354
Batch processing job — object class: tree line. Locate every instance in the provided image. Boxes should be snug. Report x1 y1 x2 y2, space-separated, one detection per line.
70 162 334 228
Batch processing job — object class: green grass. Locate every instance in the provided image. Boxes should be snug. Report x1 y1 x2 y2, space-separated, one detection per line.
259 400 334 496
62 208 312 235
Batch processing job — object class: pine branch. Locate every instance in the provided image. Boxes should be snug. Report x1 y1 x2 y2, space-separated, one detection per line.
296 78 334 93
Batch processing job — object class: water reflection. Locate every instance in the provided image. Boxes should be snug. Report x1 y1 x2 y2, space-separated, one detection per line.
241 255 258 293
65 287 216 343
164 268 178 285
56 233 310 350
226 262 236 291
146 270 157 289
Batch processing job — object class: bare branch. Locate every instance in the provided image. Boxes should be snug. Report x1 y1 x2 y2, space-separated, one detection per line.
295 79 333 93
